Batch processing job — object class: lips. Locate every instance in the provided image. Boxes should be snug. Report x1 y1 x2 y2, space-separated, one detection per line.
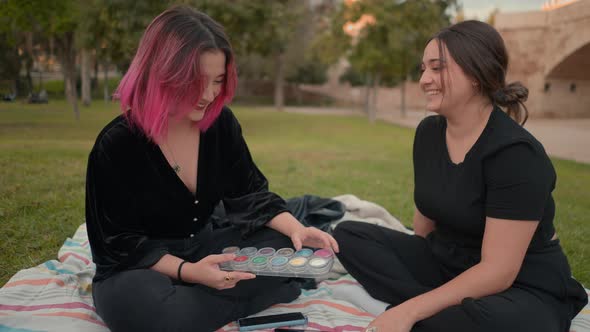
425 90 441 96
195 103 208 111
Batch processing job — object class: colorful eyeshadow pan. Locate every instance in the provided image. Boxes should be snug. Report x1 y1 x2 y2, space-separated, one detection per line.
313 249 333 258
276 248 295 257
257 247 276 256
251 256 267 265
234 255 249 262
222 246 240 254
309 257 329 268
294 249 313 257
238 247 257 256
289 257 308 267
270 256 289 266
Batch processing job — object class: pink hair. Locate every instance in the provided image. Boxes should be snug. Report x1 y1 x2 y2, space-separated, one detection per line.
114 6 237 142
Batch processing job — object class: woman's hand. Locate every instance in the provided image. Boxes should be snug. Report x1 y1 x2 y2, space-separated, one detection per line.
365 305 416 332
182 254 256 289
266 212 339 252
290 226 339 253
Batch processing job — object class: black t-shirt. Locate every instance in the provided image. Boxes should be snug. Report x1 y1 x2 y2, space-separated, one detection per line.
85 107 288 281
413 107 556 250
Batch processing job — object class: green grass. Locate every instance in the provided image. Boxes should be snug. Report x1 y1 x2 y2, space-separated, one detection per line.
1 100 589 288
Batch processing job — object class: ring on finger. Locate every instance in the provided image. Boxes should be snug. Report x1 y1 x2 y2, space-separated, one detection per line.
365 327 378 332
224 273 234 282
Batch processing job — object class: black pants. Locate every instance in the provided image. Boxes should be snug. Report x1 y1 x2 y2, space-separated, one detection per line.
93 226 301 332
333 221 574 332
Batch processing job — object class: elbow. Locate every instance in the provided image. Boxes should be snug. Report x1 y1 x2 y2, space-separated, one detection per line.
413 223 435 238
496 274 517 293
481 263 520 293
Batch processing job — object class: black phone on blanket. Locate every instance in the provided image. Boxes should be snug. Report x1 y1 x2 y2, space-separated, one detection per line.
237 312 307 331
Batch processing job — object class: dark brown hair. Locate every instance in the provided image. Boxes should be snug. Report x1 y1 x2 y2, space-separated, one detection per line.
433 20 528 125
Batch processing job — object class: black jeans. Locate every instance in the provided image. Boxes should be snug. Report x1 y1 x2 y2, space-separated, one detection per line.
93 226 301 332
333 221 576 332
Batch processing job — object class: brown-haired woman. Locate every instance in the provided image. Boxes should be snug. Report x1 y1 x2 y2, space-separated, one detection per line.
333 20 587 332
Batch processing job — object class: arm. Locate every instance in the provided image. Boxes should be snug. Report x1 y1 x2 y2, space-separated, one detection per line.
399 217 538 322
150 253 255 289
85 147 170 274
220 110 290 236
368 217 538 331
413 208 436 238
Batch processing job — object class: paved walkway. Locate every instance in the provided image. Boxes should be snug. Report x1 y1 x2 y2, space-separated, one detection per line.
281 106 590 164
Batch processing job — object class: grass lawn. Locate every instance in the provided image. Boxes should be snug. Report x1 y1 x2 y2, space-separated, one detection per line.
1 100 589 287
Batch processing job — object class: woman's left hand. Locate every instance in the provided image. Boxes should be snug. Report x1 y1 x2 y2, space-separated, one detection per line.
290 226 339 253
365 305 416 332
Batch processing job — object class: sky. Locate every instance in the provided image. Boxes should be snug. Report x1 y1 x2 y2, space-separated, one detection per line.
460 0 548 19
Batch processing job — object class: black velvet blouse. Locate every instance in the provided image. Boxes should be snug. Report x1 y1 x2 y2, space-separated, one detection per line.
85 107 288 282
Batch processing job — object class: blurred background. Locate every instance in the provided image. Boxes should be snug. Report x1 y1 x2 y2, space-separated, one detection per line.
2 0 588 120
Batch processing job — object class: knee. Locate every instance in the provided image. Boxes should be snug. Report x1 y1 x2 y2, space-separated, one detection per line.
333 221 373 249
333 220 361 241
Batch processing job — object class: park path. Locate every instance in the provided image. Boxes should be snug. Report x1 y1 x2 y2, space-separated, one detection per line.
278 106 590 165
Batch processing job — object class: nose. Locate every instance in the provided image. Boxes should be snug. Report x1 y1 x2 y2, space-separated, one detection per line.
419 70 432 90
201 87 214 104
201 83 219 104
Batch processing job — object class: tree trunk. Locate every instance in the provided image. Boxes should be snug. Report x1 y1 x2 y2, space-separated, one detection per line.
57 31 80 120
296 84 303 105
103 61 110 102
81 48 91 106
400 54 407 118
12 80 18 97
401 78 406 118
93 51 99 94
369 72 380 124
25 32 34 94
11 42 21 97
363 72 372 114
274 52 285 111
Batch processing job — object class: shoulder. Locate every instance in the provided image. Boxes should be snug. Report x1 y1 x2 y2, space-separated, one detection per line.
416 114 444 133
414 114 444 148
484 110 555 181
484 108 549 161
90 114 145 162
207 106 242 136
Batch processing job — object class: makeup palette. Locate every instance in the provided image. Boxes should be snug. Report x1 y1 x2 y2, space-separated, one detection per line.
220 247 334 278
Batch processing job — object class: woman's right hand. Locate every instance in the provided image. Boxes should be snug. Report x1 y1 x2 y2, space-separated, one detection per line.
182 254 256 289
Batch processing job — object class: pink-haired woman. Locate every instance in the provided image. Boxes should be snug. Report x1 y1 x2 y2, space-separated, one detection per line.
85 6 338 332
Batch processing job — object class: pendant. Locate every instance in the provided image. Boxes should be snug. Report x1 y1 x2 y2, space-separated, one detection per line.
173 165 181 173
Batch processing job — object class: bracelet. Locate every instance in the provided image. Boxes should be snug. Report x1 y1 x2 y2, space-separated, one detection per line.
177 260 188 282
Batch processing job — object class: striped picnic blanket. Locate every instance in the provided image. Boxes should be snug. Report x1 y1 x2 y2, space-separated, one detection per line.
1 220 589 331
0 223 376 332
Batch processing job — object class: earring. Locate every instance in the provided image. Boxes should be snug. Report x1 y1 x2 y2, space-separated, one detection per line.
472 81 479 87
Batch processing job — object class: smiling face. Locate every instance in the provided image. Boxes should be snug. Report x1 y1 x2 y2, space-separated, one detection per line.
186 50 226 123
419 39 478 115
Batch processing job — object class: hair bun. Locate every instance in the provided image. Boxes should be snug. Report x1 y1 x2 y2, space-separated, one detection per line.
493 82 528 106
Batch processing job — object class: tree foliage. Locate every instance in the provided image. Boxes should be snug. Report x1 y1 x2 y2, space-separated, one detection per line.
311 0 457 119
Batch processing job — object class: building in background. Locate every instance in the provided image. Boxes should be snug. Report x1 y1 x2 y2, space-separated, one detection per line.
496 0 590 117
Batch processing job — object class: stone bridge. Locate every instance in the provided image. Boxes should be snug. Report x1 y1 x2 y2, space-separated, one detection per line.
496 0 590 117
